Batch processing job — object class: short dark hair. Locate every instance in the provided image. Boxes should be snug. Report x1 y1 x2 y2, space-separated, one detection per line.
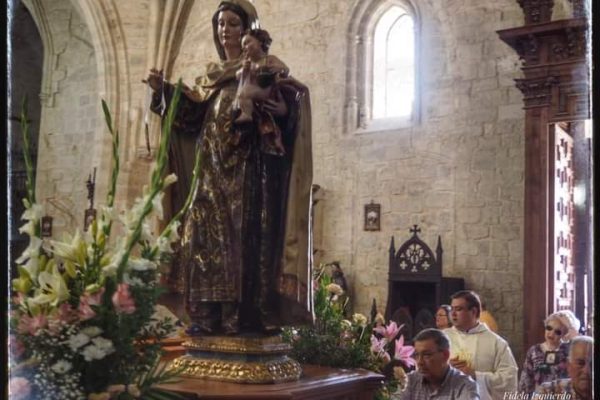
413 328 450 351
451 290 481 318
244 28 272 53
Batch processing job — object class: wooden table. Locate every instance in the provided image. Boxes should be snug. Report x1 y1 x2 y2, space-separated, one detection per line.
156 364 384 399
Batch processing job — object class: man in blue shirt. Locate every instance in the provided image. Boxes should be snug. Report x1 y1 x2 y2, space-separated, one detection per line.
400 328 479 399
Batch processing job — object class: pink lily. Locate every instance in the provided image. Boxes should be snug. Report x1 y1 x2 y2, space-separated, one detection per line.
394 335 416 368
78 288 106 321
370 335 391 363
17 313 48 335
373 321 403 341
112 283 136 314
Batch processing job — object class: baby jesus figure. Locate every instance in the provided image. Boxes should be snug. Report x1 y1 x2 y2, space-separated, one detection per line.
234 28 289 156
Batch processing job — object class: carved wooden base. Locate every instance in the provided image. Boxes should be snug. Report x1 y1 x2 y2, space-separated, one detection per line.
167 334 302 384
157 364 384 399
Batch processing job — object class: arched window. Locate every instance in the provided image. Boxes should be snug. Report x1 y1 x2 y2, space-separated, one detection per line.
372 6 414 119
346 1 418 132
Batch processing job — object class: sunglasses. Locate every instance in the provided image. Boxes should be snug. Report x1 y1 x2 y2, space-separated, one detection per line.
545 325 563 336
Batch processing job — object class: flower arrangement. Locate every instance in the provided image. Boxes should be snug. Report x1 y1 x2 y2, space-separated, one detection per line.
9 83 197 400
283 263 416 399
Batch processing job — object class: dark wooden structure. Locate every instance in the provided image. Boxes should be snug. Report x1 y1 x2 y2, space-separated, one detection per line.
385 225 464 342
156 365 384 399
497 1 591 352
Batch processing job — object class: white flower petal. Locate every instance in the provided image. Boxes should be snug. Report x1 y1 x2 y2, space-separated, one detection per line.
163 173 178 187
22 203 44 221
129 258 157 271
151 192 165 220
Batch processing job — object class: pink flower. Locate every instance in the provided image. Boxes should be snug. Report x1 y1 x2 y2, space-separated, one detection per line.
17 313 48 335
9 335 25 359
112 283 136 314
394 335 416 368
79 288 105 321
9 377 32 400
56 302 76 323
373 321 403 341
370 335 391 363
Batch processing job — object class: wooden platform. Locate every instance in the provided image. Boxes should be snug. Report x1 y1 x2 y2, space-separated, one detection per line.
156 364 384 399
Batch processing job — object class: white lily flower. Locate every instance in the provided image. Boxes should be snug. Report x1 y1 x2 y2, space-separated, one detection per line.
46 231 86 265
15 237 43 264
151 192 165 220
18 220 37 236
21 203 44 221
129 257 157 271
21 256 40 280
30 269 69 307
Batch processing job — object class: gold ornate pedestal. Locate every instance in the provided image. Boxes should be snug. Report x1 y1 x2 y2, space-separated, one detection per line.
167 335 302 384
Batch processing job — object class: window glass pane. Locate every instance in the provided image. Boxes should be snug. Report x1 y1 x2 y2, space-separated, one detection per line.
373 7 414 119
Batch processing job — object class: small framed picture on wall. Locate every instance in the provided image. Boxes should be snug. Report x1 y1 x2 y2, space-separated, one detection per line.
364 202 380 231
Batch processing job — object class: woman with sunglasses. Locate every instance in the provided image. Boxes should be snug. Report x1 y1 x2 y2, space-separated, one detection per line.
518 310 580 395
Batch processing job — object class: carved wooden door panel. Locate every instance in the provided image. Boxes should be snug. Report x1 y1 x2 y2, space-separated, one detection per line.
552 124 575 312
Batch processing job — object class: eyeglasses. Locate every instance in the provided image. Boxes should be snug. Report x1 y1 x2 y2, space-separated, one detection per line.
545 325 563 336
412 350 442 361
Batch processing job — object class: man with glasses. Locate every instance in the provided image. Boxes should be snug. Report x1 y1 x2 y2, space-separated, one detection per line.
535 336 593 399
400 328 479 399
444 290 518 400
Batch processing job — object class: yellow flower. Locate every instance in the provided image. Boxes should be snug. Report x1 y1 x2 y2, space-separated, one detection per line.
30 269 69 307
326 283 344 296
352 313 368 327
12 275 32 294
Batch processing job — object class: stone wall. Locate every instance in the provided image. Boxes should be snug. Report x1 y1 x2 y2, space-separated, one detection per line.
17 0 539 362
32 0 101 236
170 0 527 360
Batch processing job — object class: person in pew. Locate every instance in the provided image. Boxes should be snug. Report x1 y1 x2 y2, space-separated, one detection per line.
518 310 580 395
435 305 453 330
444 290 518 400
400 328 479 399
534 335 593 400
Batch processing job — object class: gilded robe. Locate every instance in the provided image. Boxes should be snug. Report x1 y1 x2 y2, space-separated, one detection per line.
152 59 313 330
